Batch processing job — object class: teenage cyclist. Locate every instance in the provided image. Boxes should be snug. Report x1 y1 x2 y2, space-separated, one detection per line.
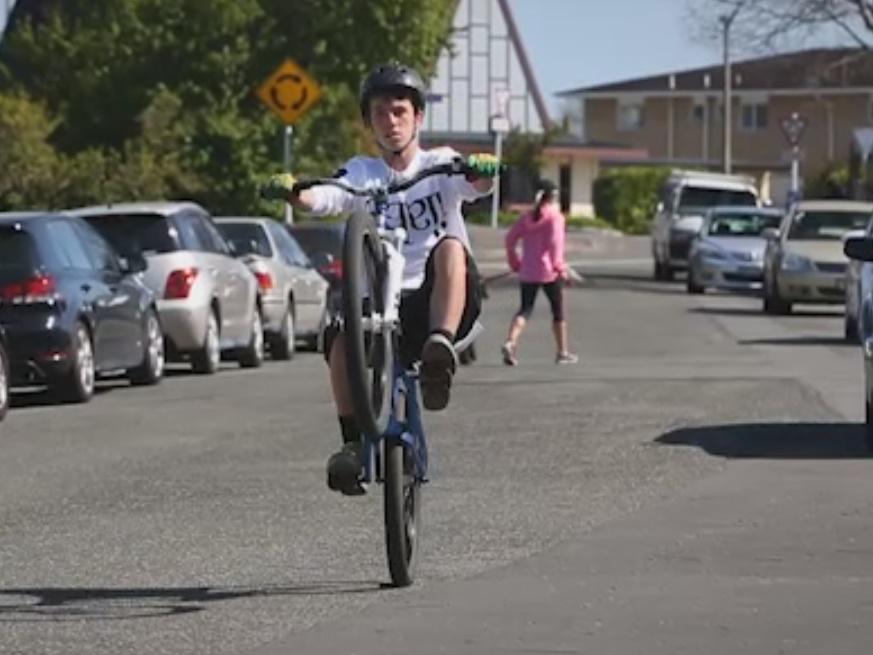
260 63 502 495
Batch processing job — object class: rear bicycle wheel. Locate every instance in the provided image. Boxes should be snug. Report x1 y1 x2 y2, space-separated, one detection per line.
342 213 393 438
384 391 421 587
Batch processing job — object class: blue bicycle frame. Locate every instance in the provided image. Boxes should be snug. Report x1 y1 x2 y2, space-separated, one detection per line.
360 361 429 485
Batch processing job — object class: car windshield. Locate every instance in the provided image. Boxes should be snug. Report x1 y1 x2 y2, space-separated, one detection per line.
80 214 178 255
216 222 272 257
0 227 39 273
289 226 344 257
678 186 758 212
707 212 782 237
786 210 871 241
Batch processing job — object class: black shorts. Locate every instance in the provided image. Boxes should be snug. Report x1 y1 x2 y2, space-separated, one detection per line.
398 238 482 366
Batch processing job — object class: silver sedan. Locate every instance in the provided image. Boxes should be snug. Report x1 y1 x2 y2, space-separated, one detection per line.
216 217 329 357
687 206 784 294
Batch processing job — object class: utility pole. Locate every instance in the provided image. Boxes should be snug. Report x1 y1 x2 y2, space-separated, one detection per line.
720 6 742 174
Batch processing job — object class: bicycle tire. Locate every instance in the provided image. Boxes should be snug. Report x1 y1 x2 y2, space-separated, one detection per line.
342 213 393 437
384 391 421 587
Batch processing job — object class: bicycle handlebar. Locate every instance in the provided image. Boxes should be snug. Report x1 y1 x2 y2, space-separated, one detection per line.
292 157 484 197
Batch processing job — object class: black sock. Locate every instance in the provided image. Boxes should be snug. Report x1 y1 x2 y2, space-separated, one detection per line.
338 415 361 444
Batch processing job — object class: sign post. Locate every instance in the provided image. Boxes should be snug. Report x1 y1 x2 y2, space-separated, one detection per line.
780 112 808 204
489 88 511 229
256 58 321 224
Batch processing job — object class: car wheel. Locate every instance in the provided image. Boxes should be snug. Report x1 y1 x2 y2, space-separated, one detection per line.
129 308 165 385
191 310 220 374
0 344 9 421
271 307 296 361
55 322 95 403
845 314 859 343
763 275 791 315
239 307 265 368
865 400 873 454
686 267 705 294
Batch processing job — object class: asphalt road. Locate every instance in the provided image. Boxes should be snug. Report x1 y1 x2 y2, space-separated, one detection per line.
0 233 869 655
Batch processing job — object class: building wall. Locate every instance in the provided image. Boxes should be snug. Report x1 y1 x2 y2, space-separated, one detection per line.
424 0 544 136
540 154 598 217
583 90 873 176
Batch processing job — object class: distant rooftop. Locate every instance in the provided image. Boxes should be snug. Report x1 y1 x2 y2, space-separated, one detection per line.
557 48 873 96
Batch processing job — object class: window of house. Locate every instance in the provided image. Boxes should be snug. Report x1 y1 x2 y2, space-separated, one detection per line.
741 103 768 131
617 102 644 131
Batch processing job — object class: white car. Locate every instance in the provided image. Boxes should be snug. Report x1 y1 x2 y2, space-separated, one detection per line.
762 200 873 315
216 217 329 356
72 202 264 373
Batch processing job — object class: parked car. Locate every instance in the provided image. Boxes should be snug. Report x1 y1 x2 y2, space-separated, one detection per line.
0 326 8 420
287 221 345 313
71 202 264 373
215 217 329 356
651 169 760 280
762 200 873 314
686 206 784 294
841 231 873 450
842 225 872 342
0 212 164 402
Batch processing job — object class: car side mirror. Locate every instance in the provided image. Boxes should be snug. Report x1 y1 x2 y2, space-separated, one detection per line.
119 252 147 274
761 227 779 241
844 236 873 261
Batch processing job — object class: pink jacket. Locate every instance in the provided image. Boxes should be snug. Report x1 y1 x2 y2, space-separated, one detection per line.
504 203 567 283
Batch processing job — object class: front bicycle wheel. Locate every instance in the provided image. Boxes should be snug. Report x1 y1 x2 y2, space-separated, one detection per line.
384 391 421 587
342 213 393 438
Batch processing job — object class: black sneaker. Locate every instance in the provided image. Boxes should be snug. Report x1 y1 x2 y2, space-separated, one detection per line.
326 441 366 496
420 333 458 411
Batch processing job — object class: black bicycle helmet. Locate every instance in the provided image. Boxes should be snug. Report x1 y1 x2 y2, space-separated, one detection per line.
359 63 427 120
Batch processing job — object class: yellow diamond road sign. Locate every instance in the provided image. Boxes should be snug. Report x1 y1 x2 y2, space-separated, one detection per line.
257 58 321 125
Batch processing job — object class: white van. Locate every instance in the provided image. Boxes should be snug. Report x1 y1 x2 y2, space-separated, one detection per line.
651 170 760 280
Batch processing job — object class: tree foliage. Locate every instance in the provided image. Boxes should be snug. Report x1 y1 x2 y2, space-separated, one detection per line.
0 0 455 213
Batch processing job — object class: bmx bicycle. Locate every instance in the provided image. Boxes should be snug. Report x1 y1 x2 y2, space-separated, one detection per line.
290 157 486 587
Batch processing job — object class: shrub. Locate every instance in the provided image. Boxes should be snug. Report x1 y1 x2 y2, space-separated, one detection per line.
593 166 671 234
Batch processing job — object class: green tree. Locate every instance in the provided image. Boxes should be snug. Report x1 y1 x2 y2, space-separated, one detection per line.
0 0 456 213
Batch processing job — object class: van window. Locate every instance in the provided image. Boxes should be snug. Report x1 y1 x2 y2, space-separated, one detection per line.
678 186 757 211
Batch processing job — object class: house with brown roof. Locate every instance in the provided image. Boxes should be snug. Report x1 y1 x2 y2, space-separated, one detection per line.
557 48 873 203
421 0 642 216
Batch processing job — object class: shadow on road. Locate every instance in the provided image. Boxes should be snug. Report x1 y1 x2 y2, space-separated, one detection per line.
576 272 688 296
0 581 384 622
656 422 869 459
689 305 844 318
738 336 855 347
10 383 119 410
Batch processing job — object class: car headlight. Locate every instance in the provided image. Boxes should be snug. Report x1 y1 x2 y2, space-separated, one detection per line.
700 248 727 261
781 253 814 272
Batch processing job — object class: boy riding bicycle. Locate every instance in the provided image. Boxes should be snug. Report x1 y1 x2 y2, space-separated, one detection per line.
261 63 501 496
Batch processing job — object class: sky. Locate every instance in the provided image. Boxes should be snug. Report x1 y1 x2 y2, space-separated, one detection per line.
508 0 855 115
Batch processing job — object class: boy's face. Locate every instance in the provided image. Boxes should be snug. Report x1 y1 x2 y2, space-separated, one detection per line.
368 95 423 152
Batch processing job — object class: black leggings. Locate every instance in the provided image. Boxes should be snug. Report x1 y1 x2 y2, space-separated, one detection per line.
516 280 564 322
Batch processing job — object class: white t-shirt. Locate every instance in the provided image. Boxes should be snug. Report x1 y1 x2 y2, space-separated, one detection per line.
308 147 490 289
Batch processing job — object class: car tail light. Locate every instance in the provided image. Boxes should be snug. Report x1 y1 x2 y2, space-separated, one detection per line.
0 274 58 304
164 268 199 299
319 259 343 279
254 271 273 291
